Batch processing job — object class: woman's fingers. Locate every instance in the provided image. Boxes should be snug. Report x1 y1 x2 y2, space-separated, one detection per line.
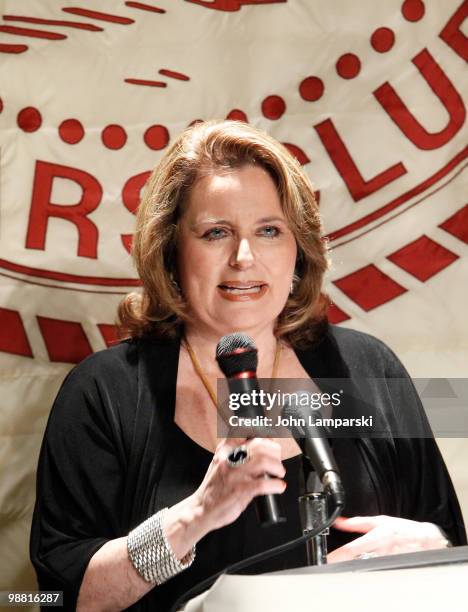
220 438 285 478
220 437 282 459
221 437 249 449
333 515 385 533
328 516 451 564
328 528 406 563
195 437 286 531
244 455 286 479
252 475 287 497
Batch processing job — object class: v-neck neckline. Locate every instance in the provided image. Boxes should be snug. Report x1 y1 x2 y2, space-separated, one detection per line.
145 324 352 427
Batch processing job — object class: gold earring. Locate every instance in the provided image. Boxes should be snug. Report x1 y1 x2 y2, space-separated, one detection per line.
290 273 300 295
170 273 181 293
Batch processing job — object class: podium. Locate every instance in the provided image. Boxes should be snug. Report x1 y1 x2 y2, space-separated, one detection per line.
181 545 468 611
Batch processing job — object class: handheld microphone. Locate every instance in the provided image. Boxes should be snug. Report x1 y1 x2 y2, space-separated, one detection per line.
283 393 345 508
216 332 286 527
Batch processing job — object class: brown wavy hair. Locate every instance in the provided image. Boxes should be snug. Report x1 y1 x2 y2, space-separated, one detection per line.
118 120 330 348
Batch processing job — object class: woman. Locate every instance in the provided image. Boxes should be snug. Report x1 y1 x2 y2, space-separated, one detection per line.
30 120 466 611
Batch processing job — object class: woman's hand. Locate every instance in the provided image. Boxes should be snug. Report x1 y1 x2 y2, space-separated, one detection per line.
328 515 450 563
79 438 286 611
190 437 287 534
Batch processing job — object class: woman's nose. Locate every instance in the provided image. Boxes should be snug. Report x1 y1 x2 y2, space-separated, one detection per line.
230 237 254 268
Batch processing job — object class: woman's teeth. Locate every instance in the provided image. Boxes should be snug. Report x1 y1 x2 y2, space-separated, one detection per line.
219 285 262 294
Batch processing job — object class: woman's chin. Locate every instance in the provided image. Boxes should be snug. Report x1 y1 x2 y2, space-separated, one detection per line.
187 302 283 338
212 312 274 336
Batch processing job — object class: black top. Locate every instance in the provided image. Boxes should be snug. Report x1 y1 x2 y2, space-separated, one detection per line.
154 424 308 609
30 325 467 611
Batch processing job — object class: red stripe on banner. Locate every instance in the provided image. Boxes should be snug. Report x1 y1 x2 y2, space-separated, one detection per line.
0 25 66 39
125 2 166 13
0 258 141 287
124 78 167 87
387 235 459 281
0 307 33 357
333 265 407 311
0 270 129 295
439 204 468 244
327 303 350 324
62 7 134 24
158 69 189 81
0 42 28 53
98 324 119 346
327 147 468 242
439 1 468 62
331 164 466 249
37 316 93 363
2 15 104 31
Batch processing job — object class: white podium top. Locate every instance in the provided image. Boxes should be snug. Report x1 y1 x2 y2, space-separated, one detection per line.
183 559 466 612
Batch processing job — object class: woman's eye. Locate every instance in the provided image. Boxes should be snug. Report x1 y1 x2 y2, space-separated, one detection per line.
259 225 280 238
202 227 228 241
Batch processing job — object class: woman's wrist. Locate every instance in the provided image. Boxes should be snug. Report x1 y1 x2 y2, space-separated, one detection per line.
127 508 195 585
163 493 210 561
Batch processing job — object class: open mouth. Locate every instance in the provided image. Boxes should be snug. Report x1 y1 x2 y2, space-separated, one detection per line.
217 282 268 301
218 283 266 295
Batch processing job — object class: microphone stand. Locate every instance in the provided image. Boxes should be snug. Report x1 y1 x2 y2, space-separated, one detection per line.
282 398 344 566
299 492 329 565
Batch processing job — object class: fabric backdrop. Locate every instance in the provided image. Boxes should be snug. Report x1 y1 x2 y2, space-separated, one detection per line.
0 0 467 602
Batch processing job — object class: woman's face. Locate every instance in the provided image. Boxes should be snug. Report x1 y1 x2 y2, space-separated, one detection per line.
176 164 297 337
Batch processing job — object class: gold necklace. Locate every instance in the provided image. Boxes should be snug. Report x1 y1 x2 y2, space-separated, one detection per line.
184 336 282 408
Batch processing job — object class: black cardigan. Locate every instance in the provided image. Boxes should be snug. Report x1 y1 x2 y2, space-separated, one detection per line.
30 324 467 610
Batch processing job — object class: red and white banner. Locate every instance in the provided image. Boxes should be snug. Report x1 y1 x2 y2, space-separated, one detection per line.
0 0 467 593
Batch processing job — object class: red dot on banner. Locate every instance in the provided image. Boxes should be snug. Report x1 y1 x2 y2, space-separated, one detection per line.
371 27 395 52
17 106 42 132
336 53 361 79
144 124 169 150
299 76 324 101
0 98 3 113
59 119 85 144
226 109 248 122
402 0 425 22
101 124 127 149
261 95 286 120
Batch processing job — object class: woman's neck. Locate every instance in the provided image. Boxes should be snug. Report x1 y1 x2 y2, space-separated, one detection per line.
182 323 282 378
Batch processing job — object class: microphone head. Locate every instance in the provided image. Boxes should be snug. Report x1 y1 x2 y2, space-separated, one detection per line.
216 332 258 377
216 332 256 356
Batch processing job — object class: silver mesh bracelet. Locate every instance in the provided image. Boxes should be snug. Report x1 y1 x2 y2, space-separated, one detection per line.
127 507 196 585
